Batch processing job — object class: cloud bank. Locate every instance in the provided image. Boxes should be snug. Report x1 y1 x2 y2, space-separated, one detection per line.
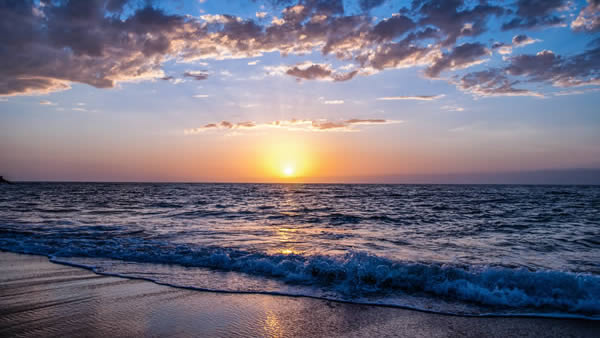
184 118 400 134
376 95 445 101
0 0 598 97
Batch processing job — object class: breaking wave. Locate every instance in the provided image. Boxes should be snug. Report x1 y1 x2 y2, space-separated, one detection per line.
1 233 598 319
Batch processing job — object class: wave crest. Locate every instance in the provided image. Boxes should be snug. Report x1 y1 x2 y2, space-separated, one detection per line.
0 233 598 318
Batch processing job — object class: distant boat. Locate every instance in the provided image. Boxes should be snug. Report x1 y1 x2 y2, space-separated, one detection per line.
0 176 12 184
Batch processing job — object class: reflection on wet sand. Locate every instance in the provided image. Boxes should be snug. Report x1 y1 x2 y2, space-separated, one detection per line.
1 252 599 338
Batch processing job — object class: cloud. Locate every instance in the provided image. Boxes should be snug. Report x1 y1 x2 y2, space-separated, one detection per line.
501 0 568 30
183 71 210 81
492 42 513 55
160 76 185 84
0 1 492 96
492 34 540 55
39 100 56 105
184 118 400 134
271 62 359 82
376 95 445 101
512 34 539 47
416 0 505 45
571 0 600 32
441 105 465 111
0 2 179 96
457 69 544 97
256 11 268 18
0 77 71 97
248 60 261 65
185 121 257 133
457 43 600 97
193 94 210 98
370 14 415 41
323 100 344 104
0 0 597 98
505 48 600 87
553 86 600 96
364 40 436 71
425 43 491 78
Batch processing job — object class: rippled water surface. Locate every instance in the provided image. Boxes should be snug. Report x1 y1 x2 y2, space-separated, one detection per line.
1 183 599 318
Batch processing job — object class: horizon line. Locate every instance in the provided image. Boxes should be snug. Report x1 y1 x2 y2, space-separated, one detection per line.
3 168 599 185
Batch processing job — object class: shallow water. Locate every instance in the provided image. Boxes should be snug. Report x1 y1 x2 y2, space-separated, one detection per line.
1 183 599 318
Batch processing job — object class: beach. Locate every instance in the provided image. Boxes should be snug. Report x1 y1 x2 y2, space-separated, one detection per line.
3 0 600 336
1 251 598 337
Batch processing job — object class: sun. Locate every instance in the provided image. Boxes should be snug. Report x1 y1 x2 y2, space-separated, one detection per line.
260 137 313 180
283 165 295 177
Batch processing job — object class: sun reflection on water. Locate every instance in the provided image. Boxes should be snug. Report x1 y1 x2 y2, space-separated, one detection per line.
263 310 284 338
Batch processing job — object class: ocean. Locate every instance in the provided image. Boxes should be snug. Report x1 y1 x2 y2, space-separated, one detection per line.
0 183 598 319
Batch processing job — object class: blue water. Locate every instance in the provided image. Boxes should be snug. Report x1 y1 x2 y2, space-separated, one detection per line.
0 183 599 318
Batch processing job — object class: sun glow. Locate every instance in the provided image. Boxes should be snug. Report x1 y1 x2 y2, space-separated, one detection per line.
258 135 316 181
283 165 295 177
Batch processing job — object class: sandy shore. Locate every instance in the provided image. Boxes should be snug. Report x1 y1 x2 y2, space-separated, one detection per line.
1 252 598 337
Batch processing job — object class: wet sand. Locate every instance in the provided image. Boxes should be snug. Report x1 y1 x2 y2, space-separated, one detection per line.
1 252 598 337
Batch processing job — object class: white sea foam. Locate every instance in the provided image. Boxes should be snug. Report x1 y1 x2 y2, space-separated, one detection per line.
1 236 598 319
1 183 599 319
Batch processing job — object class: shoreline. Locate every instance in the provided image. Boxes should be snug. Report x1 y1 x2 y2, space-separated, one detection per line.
1 251 599 337
43 254 600 321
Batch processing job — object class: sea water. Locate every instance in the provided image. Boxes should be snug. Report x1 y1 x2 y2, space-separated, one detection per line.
1 183 598 318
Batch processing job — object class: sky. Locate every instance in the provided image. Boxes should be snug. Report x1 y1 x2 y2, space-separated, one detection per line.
0 0 599 183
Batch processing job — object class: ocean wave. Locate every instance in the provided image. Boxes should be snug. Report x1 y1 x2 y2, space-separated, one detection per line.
0 233 598 318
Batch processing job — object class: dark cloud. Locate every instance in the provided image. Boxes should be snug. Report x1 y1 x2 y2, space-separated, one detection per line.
286 64 332 79
491 34 538 55
492 42 506 49
256 0 344 13
1 0 598 97
512 34 529 45
457 70 541 97
0 0 192 95
506 50 559 79
415 0 504 45
0 77 71 97
313 15 371 57
277 0 344 24
571 0 600 32
183 71 209 81
365 38 433 70
458 44 600 96
425 43 490 78
501 0 567 30
105 0 129 13
0 0 506 96
370 14 415 41
506 47 600 87
284 63 358 82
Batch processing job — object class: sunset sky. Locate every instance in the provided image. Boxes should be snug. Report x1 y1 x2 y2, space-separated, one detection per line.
1 0 599 183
